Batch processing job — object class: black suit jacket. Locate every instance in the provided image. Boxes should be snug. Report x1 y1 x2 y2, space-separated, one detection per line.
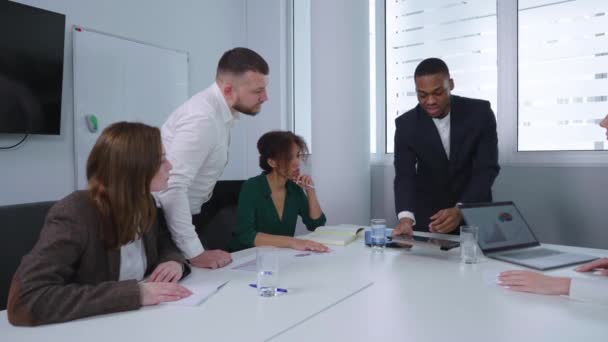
393 95 500 232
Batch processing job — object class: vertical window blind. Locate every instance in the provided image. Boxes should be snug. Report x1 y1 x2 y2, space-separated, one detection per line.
385 0 498 153
518 0 608 151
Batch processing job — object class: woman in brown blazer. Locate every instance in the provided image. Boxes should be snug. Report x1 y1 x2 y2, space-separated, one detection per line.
8 122 192 326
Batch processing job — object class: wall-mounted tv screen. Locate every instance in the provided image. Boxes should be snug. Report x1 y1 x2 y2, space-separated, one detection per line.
0 1 65 135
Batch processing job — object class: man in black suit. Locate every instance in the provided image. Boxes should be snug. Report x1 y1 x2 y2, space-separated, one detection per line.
392 58 500 236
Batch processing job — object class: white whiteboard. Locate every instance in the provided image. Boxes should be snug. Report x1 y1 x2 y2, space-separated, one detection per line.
72 26 189 189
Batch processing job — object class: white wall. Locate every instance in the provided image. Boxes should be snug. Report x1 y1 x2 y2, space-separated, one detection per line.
309 0 371 226
0 0 248 205
292 0 313 152
241 0 290 178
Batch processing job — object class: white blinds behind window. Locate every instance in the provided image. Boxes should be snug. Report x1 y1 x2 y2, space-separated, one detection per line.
518 0 608 151
385 0 498 153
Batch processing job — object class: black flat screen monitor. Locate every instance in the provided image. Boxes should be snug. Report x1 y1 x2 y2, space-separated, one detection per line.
0 1 65 135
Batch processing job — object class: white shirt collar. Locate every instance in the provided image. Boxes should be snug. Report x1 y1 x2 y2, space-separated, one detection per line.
432 111 451 123
211 82 240 124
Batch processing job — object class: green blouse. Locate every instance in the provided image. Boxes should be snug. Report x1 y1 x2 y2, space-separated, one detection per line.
229 173 326 251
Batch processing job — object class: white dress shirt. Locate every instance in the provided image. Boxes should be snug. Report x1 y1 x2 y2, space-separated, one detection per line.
432 113 451 158
119 237 147 281
397 113 451 225
157 82 239 258
569 276 608 305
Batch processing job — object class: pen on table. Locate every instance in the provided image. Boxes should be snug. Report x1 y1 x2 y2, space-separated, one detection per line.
248 283 288 293
208 280 230 298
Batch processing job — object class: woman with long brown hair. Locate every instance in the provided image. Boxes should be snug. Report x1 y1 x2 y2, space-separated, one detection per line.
8 122 192 326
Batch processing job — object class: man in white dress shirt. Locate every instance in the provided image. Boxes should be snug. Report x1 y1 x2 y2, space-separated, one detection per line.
158 47 269 268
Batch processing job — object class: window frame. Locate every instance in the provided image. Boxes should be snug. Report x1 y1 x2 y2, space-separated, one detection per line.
373 0 608 166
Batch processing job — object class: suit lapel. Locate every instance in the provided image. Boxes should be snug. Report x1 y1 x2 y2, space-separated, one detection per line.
449 96 464 162
107 247 120 281
142 226 156 274
418 107 448 163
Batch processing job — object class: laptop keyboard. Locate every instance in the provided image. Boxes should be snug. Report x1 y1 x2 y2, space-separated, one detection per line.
500 248 563 260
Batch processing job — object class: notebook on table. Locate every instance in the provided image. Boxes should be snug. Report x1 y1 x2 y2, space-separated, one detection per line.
458 201 597 271
304 224 365 246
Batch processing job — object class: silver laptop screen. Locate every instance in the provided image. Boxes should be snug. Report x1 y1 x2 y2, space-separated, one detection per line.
460 203 538 251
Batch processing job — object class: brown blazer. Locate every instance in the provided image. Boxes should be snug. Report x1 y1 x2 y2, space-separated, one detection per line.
7 190 190 326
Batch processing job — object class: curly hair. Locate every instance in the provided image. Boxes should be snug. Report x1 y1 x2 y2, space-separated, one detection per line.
257 131 308 174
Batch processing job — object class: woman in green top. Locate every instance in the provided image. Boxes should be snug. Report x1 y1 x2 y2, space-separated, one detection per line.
230 131 329 252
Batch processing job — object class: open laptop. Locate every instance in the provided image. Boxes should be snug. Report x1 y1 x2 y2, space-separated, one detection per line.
458 201 597 270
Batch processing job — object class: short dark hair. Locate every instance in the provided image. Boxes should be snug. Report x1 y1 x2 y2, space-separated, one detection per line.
257 131 308 174
216 47 269 77
414 58 450 78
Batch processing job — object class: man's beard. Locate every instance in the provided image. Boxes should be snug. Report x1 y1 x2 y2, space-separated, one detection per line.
233 102 261 116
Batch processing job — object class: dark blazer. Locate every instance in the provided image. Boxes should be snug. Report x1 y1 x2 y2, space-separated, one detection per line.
7 191 190 326
393 95 500 232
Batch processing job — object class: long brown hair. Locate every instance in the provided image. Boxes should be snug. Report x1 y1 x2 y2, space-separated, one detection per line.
86 122 162 249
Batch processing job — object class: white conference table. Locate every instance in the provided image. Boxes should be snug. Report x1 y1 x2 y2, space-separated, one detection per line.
2 232 608 342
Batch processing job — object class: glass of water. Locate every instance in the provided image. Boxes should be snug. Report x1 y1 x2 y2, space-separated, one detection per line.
256 247 279 297
370 218 387 252
460 225 479 264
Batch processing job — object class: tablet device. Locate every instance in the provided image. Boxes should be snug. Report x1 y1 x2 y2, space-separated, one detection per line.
364 231 412 249
390 234 460 251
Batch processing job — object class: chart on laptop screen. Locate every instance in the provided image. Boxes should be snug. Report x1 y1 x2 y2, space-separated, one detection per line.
461 204 537 250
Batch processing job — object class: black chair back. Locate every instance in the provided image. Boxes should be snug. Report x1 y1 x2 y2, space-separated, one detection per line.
192 180 244 251
0 201 55 310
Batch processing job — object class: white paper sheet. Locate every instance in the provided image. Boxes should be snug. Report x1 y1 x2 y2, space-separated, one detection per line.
163 280 229 306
